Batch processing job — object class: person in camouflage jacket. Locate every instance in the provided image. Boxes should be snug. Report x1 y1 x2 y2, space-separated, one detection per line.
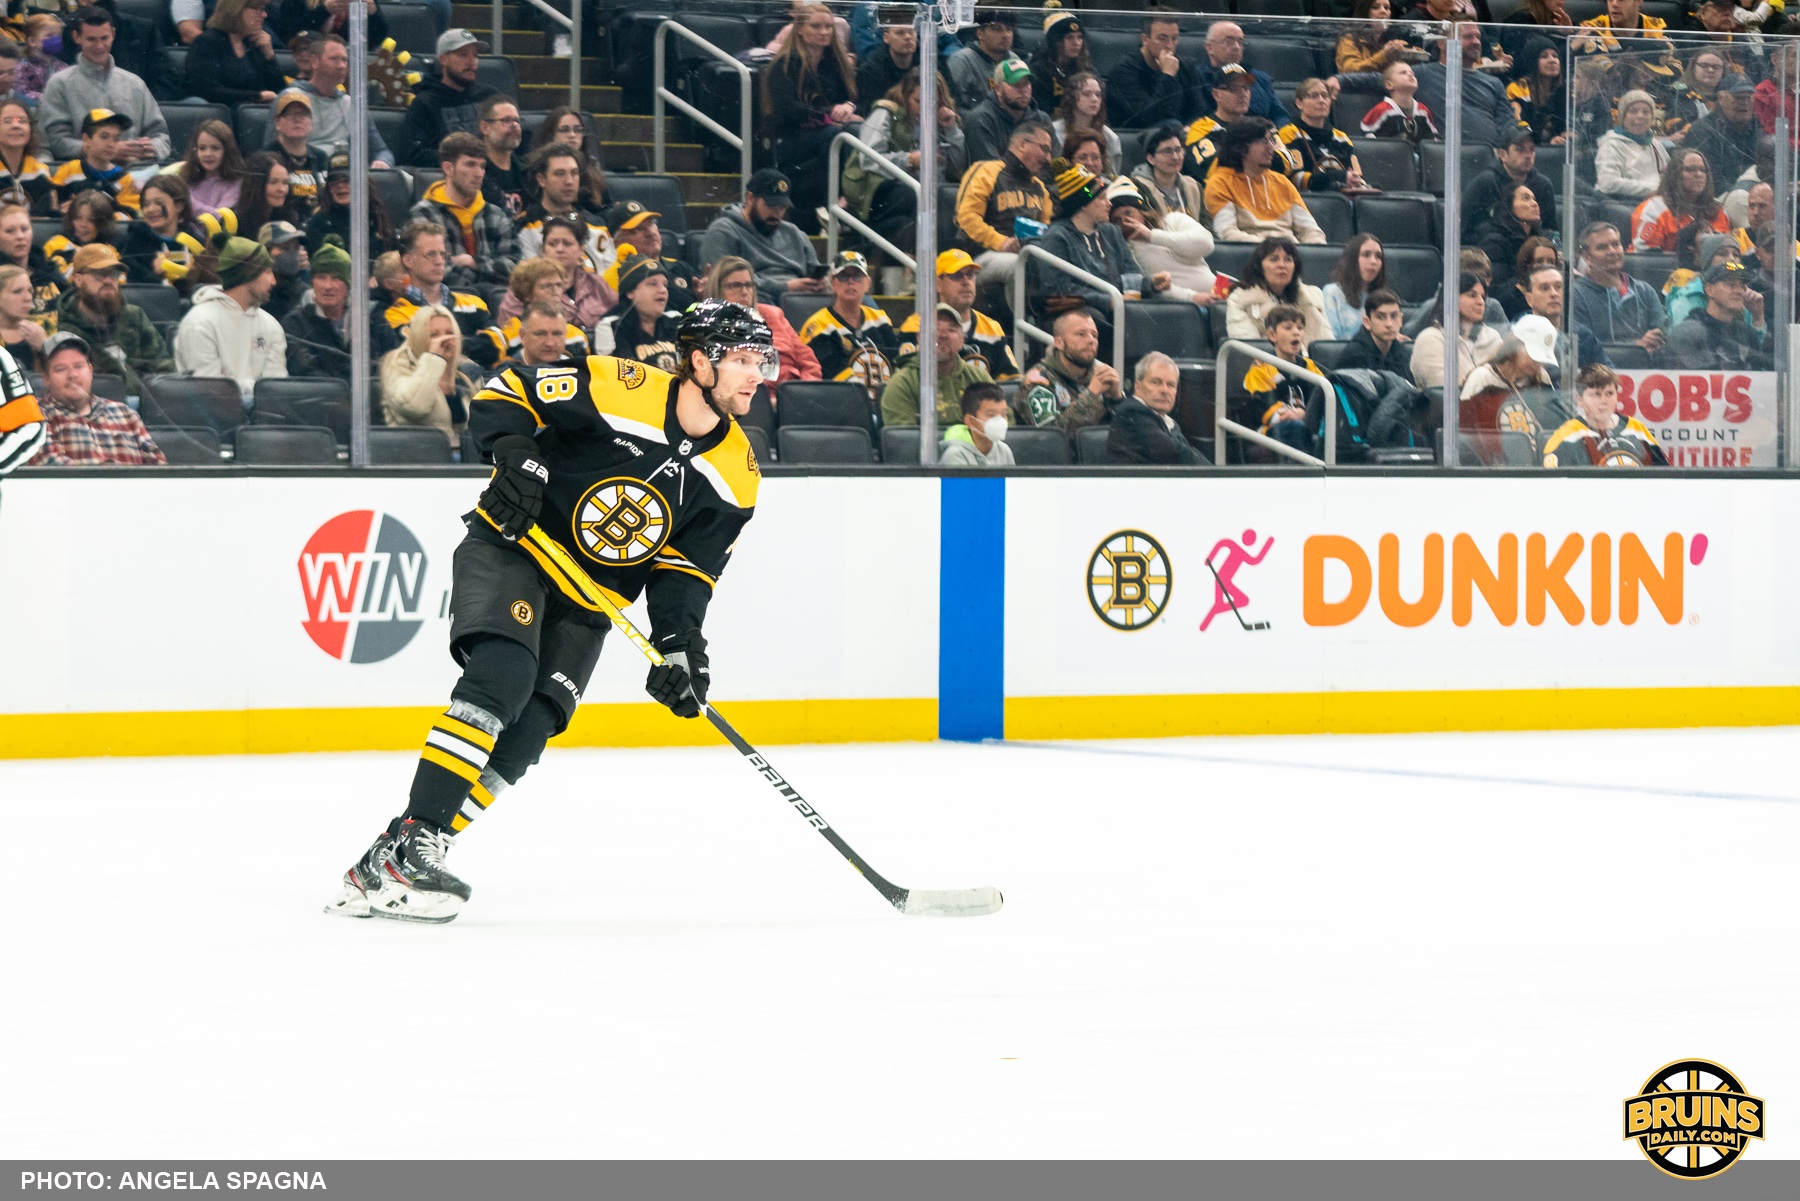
53 243 172 395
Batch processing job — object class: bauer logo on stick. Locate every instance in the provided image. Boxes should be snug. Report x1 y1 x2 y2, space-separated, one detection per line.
1623 1059 1765 1180
1087 530 1172 631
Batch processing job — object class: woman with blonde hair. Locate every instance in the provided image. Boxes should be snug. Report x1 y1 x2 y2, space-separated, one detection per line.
706 254 820 385
185 0 287 106
762 1 859 233
380 304 477 444
0 263 48 371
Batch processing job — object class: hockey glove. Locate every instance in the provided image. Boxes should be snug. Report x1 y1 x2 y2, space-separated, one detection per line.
480 434 549 542
646 631 709 719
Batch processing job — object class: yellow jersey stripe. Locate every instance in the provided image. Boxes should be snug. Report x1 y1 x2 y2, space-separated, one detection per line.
651 562 717 588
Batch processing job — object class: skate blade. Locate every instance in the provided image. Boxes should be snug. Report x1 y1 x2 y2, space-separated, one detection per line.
322 875 373 919
368 885 463 924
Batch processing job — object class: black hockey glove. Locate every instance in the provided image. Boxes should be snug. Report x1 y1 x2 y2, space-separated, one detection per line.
479 434 549 542
646 631 709 719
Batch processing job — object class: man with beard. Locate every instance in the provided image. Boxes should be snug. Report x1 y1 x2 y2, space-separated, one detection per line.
1019 306 1121 437
52 242 170 395
515 144 604 262
409 130 517 291
477 96 526 219
401 28 497 168
174 228 288 403
698 169 825 306
962 56 1053 169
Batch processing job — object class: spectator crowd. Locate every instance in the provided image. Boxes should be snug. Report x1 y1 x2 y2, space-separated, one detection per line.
6 0 1797 470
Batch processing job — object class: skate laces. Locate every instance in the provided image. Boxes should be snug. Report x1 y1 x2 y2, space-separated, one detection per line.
411 826 454 871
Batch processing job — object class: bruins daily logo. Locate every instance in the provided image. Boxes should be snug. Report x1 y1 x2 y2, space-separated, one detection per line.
1088 530 1171 631
573 477 672 566
617 360 646 390
1624 1059 1765 1180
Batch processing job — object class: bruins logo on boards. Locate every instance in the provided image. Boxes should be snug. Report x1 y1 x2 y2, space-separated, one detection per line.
1623 1059 1765 1180
572 477 672 566
1087 530 1171 631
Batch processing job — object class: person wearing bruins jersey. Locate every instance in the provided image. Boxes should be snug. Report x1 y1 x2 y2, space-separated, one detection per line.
326 300 774 925
1543 362 1667 468
383 220 504 368
1182 65 1253 185
798 250 900 404
895 249 1019 380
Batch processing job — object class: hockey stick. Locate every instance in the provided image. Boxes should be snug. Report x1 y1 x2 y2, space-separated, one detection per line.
480 512 1003 918
1204 556 1270 631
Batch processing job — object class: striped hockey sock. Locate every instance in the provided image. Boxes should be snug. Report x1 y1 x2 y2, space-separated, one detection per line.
452 768 511 833
403 702 501 833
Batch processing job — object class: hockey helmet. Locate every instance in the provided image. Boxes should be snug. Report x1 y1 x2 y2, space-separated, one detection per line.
677 299 779 382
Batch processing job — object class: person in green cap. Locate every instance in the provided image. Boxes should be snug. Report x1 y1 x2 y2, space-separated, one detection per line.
173 226 287 402
878 303 997 429
281 234 366 378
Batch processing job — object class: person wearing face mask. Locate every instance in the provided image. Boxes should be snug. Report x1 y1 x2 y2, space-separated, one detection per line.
879 304 997 430
16 15 68 104
938 381 1016 466
1104 351 1203 465
256 219 310 321
699 169 823 306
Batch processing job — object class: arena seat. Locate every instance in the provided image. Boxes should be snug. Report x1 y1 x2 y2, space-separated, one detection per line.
370 170 415 230
742 425 772 466
366 426 455 464
1354 194 1439 247
1303 192 1355 243
880 426 920 465
473 55 519 97
1422 141 1498 196
236 105 271 154
381 2 445 54
150 425 224 465
234 425 340 465
1006 426 1073 466
1082 29 1143 78
780 293 828 336
1240 39 1323 82
739 386 777 443
777 425 873 464
1603 343 1654 370
1307 339 1351 371
253 378 352 445
122 284 183 326
162 103 230 160
1624 252 1677 294
1349 139 1420 193
1073 425 1112 464
1376 246 1443 304
1123 300 1209 366
143 375 243 435
777 381 871 430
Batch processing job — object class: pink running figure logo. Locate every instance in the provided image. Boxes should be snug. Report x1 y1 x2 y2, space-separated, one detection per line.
1200 529 1273 632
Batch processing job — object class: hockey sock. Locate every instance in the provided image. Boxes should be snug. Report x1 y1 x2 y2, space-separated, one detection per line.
450 768 510 834
403 701 502 833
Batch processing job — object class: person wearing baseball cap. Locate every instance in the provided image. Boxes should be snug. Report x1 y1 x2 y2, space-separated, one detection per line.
52 241 172 396
601 200 696 313
896 248 1019 380
173 227 287 401
963 54 1054 167
281 235 362 380
401 27 498 167
698 168 824 305
257 219 310 321
594 252 682 374
269 90 331 221
947 0 1016 110
878 302 998 433
797 250 901 404
1666 259 1774 371
51 109 140 213
29 329 167 467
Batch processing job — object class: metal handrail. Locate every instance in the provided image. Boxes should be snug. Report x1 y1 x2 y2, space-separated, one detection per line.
826 132 919 271
1010 244 1125 380
1213 339 1334 467
492 0 582 110
654 19 753 195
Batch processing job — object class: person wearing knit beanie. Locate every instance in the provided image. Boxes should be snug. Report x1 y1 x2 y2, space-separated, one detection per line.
1050 157 1106 219
212 228 276 293
173 228 288 400
311 236 353 285
1032 157 1133 339
1030 2 1092 113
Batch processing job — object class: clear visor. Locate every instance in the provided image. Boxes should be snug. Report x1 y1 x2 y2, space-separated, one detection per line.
714 342 780 382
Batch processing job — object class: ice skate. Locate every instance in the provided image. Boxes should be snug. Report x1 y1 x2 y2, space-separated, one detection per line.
322 830 397 918
369 818 471 924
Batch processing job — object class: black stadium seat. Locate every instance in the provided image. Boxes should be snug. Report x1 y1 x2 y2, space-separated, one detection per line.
1355 194 1439 247
151 425 223 465
234 425 340 465
776 381 869 429
381 2 444 54
1422 142 1497 196
372 109 409 164
253 377 352 444
777 425 872 464
1073 425 1112 464
1307 340 1351 371
1604 343 1654 370
474 55 519 97
1006 426 1073 466
880 426 920 465
1349 139 1420 192
780 293 827 335
367 426 455 464
1377 247 1444 304
1123 299 1209 365
235 105 271 154
122 283 183 326
370 170 414 230
1082 30 1143 77
1240 40 1322 82
1302 193 1355 243
143 375 243 435
1625 252 1677 295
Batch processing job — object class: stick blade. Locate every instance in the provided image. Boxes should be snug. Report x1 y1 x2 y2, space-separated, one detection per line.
898 886 1004 917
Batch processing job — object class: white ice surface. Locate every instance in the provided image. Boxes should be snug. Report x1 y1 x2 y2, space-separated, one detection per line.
4 728 1797 1159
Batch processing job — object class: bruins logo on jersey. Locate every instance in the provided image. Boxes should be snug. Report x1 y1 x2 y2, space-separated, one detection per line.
618 360 646 390
572 477 672 565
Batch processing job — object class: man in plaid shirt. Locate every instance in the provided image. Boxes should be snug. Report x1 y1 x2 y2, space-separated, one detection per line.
29 332 164 466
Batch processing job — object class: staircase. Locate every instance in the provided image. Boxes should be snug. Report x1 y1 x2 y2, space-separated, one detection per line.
448 4 916 323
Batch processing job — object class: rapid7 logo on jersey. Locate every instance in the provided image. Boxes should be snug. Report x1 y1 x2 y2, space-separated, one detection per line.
298 510 432 663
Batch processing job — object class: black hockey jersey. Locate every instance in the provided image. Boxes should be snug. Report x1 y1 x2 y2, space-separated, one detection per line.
467 355 761 638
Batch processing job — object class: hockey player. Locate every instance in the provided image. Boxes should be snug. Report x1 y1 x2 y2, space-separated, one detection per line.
326 300 773 923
